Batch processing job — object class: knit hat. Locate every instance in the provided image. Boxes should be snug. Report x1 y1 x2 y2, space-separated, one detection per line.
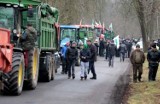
136 44 140 48
151 43 156 48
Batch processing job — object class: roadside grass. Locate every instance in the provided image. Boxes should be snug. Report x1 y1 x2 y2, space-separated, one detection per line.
127 57 160 104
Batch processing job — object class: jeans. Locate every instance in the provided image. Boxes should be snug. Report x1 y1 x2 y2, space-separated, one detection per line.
61 57 67 73
148 65 158 81
89 61 97 78
120 52 125 62
68 59 76 78
80 62 89 77
109 55 114 67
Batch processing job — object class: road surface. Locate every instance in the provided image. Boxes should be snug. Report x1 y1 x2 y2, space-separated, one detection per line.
0 57 130 104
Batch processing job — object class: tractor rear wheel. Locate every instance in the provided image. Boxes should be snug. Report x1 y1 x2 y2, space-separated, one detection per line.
24 48 39 89
2 52 25 95
45 55 52 82
51 58 55 80
39 54 53 82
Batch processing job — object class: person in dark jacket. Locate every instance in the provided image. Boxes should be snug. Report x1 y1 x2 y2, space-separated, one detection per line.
87 40 97 80
99 38 105 57
80 44 90 80
94 40 99 61
147 43 160 81
94 39 99 56
119 42 127 62
108 40 117 67
127 41 132 58
105 40 110 60
66 41 78 79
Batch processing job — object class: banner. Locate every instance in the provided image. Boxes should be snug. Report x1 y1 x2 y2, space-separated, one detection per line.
113 35 120 48
109 23 113 32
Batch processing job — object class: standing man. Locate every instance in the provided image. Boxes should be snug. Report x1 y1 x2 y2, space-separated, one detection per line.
87 40 97 80
105 40 110 60
99 38 105 57
60 42 70 74
147 43 160 81
80 44 90 80
119 41 127 62
130 44 145 82
108 40 117 67
127 40 132 58
66 41 78 79
21 23 37 50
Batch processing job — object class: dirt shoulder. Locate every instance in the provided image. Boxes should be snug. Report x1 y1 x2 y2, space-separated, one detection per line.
123 59 160 104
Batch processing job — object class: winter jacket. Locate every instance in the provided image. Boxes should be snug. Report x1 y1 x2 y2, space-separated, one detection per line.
108 43 117 56
66 47 78 61
147 49 160 66
80 49 91 62
119 43 127 53
130 49 145 65
88 44 96 61
21 27 37 50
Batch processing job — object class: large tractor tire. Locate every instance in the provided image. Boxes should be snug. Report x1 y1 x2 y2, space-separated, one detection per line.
2 52 25 95
24 48 39 90
39 54 54 82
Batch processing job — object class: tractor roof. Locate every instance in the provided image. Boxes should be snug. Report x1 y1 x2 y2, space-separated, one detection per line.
79 25 93 28
60 25 79 29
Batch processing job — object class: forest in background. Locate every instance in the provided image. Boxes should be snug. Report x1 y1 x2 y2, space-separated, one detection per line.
41 0 160 51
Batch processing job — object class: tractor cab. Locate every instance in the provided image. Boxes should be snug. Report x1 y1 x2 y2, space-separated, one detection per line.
78 25 95 44
94 25 104 38
60 25 80 48
0 1 40 47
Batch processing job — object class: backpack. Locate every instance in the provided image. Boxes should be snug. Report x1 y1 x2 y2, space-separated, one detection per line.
134 51 142 64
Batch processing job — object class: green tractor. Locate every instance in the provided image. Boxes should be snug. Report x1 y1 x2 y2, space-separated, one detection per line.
78 25 95 44
0 0 60 95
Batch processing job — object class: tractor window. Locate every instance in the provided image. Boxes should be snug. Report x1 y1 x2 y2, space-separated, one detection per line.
61 29 76 41
95 28 102 37
0 7 14 30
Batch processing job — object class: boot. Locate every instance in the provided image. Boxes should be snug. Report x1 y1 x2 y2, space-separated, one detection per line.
81 77 83 81
84 76 87 80
72 74 75 79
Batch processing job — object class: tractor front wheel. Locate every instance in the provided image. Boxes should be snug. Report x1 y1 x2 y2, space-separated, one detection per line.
2 52 25 95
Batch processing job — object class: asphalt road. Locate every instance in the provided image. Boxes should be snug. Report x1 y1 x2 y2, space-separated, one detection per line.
0 57 130 104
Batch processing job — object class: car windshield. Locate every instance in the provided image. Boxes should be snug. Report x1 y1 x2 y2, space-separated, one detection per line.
0 7 14 30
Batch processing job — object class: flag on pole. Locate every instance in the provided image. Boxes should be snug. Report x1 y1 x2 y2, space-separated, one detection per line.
80 19 82 26
113 35 120 49
95 21 99 25
109 23 113 32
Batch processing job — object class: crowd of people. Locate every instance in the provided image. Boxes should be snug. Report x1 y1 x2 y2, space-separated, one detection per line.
60 40 97 80
60 36 160 82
